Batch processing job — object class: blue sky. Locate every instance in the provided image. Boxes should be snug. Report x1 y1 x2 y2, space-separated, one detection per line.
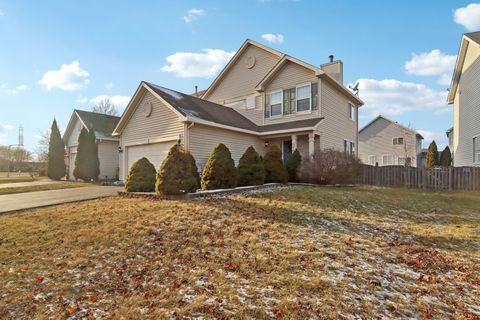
1 0 479 156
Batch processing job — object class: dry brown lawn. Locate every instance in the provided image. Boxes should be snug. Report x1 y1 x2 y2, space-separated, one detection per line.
0 186 479 319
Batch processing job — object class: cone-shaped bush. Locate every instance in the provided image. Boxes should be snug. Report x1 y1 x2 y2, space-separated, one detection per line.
425 140 439 168
74 128 99 181
237 146 265 186
440 146 453 167
47 118 66 180
125 157 156 192
286 149 302 182
264 144 288 183
156 143 199 195
201 143 237 190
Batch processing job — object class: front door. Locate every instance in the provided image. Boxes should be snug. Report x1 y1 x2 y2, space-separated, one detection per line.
283 140 292 163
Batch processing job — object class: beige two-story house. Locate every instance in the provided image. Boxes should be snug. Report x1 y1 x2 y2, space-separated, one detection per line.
448 31 480 167
359 115 423 167
113 39 363 181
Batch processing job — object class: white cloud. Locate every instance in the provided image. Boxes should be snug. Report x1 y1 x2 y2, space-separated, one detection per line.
0 122 14 131
162 49 235 78
417 130 447 149
261 33 284 44
105 82 114 90
183 8 205 23
454 3 480 30
76 95 88 104
404 50 456 85
90 95 132 110
6 84 28 95
0 122 14 145
38 61 90 91
353 78 450 117
1 83 7 89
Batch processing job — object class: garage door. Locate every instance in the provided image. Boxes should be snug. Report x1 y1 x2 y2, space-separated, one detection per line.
126 142 176 175
68 152 77 180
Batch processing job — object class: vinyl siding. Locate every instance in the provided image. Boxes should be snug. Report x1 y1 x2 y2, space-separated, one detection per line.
264 61 321 124
453 41 480 166
98 140 119 179
188 124 265 172
318 80 358 152
66 118 84 147
358 118 421 167
206 44 281 104
119 91 185 180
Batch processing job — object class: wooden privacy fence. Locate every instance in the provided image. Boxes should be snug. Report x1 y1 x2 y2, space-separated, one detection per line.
357 165 480 191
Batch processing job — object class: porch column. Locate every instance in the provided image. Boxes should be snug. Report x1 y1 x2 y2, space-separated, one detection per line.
308 132 315 160
291 134 298 151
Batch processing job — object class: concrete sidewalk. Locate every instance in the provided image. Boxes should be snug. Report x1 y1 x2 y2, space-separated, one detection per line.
0 186 122 214
0 179 63 189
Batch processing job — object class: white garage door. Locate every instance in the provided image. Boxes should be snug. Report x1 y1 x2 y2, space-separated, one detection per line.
68 152 76 180
126 142 176 175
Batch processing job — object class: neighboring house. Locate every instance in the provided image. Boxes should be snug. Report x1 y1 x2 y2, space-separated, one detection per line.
446 127 454 163
448 31 480 167
113 39 363 181
418 148 428 168
63 109 120 180
358 115 423 167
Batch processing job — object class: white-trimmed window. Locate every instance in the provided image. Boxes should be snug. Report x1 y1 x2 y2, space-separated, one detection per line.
268 90 283 117
393 137 404 145
296 83 311 113
349 103 356 121
398 157 412 166
368 155 378 165
474 136 480 163
344 139 355 155
382 154 394 166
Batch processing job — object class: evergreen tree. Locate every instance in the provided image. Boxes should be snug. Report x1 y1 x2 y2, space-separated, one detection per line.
264 144 288 183
74 128 99 180
286 149 302 182
125 157 156 192
201 143 237 190
47 118 66 180
156 143 199 195
425 140 439 168
237 146 265 186
440 146 453 167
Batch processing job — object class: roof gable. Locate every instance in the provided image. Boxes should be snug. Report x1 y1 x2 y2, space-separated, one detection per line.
448 31 480 103
63 109 120 143
359 115 423 139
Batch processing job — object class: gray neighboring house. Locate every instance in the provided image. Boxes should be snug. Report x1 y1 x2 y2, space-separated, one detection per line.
448 31 480 167
359 115 423 167
63 109 121 180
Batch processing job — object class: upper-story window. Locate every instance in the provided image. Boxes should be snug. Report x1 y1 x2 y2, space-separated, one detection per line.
269 90 283 117
349 103 356 121
393 137 404 145
474 136 480 163
296 83 311 113
344 139 355 155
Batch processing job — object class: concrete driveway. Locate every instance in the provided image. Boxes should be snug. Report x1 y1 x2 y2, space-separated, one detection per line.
0 185 122 214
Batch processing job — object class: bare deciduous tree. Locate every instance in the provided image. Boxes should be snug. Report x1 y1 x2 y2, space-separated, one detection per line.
92 97 118 116
35 128 50 162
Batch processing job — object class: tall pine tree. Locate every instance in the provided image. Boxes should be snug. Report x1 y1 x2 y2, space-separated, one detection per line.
74 128 99 181
47 118 66 180
440 146 453 167
425 140 439 168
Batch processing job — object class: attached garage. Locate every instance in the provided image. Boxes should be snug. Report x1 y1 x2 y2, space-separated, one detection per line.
125 141 176 176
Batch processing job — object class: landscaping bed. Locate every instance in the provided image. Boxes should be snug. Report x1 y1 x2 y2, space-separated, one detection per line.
0 186 478 318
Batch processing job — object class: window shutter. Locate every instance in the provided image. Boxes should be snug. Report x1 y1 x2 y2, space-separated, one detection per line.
312 82 318 110
264 94 270 118
283 89 290 115
290 88 296 114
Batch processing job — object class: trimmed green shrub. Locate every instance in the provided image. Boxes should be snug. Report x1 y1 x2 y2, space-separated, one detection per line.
125 157 156 192
201 143 237 190
74 128 99 181
237 146 265 186
440 146 453 167
156 143 199 195
286 149 302 182
47 119 66 180
264 144 288 183
425 140 439 168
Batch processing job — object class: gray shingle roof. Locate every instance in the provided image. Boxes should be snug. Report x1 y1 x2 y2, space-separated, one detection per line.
144 82 323 133
465 31 480 45
75 109 120 138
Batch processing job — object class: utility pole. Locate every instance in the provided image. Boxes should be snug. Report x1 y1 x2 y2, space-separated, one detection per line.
7 126 24 178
